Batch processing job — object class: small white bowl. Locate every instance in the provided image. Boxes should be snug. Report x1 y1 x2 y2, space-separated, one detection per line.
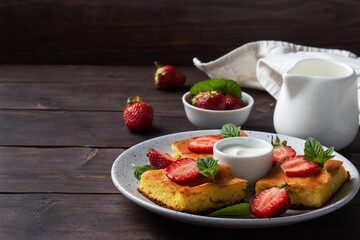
182 91 254 129
213 137 273 187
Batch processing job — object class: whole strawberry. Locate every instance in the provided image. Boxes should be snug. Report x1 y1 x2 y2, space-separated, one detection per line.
191 91 226 110
224 95 245 110
154 61 186 90
123 96 153 131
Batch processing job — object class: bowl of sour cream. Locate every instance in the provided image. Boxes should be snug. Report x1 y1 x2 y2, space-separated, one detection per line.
213 137 273 187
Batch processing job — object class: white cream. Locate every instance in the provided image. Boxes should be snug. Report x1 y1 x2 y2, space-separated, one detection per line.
220 144 269 157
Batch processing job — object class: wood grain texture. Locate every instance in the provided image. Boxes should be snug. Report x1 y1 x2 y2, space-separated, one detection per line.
0 105 275 147
0 65 207 111
0 0 359 65
0 147 123 193
0 193 359 239
0 65 276 147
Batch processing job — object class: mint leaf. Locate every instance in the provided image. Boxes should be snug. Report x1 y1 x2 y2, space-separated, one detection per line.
221 123 241 138
190 79 242 98
304 137 335 167
197 157 219 182
132 164 156 181
207 203 251 217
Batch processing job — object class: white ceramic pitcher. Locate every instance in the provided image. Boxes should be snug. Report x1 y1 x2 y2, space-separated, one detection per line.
274 59 359 150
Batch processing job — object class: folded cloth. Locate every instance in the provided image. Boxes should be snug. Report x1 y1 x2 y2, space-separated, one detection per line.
193 40 360 101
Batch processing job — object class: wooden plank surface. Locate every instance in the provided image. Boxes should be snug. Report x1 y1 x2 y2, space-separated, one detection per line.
0 65 359 239
0 0 360 65
0 147 123 193
0 98 275 147
0 194 359 239
0 65 276 147
0 65 206 111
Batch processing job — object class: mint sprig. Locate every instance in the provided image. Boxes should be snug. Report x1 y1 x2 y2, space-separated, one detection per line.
304 137 335 167
190 78 242 98
207 203 251 217
132 164 156 181
197 157 219 182
221 123 241 138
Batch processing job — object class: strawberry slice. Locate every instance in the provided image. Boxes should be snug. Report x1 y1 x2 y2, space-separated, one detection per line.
273 146 296 166
147 148 176 169
272 136 296 166
165 158 201 183
250 185 291 218
188 135 223 153
280 155 318 177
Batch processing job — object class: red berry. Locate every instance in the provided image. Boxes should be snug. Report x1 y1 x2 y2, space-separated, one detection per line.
187 135 223 153
224 95 245 110
123 96 153 131
271 136 296 166
165 158 201 183
192 91 226 110
154 61 186 89
250 185 291 218
147 149 176 169
280 155 318 177
273 146 296 167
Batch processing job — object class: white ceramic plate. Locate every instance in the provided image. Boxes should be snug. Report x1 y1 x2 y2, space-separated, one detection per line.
111 130 360 228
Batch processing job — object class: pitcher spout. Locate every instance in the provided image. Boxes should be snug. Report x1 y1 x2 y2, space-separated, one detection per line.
280 71 308 99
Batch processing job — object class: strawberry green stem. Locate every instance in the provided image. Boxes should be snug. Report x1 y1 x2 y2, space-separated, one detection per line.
154 61 162 69
123 96 142 111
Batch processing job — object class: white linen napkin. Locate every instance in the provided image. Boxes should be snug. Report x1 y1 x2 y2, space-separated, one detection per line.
193 40 360 102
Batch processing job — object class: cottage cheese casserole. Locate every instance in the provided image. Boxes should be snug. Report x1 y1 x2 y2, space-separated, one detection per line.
138 164 247 213
255 159 350 208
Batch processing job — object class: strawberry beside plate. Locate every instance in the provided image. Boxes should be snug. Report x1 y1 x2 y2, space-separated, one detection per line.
111 130 360 228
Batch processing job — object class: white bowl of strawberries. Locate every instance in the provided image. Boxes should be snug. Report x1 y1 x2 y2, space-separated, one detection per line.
182 79 254 129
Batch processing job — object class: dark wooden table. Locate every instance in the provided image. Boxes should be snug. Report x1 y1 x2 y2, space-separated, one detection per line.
0 65 359 239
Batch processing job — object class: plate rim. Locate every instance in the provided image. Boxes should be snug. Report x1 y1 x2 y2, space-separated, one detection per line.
111 129 360 228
